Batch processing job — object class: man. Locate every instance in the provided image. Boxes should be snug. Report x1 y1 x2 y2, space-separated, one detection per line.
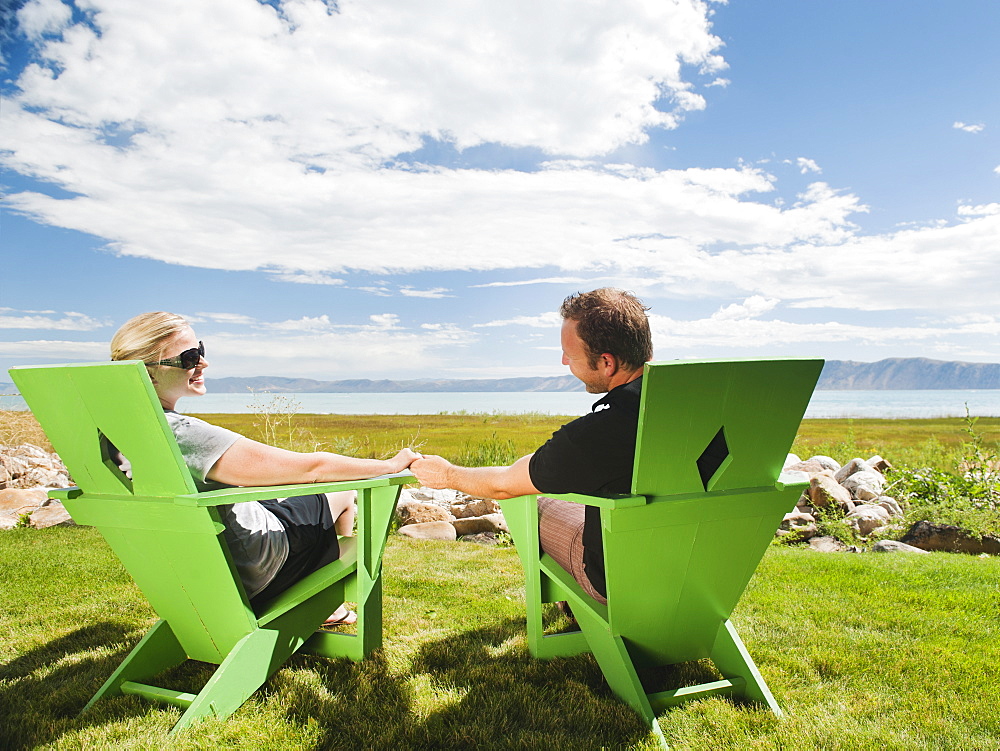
410 287 652 603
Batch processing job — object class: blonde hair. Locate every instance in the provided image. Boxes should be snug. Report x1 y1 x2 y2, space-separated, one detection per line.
111 312 191 365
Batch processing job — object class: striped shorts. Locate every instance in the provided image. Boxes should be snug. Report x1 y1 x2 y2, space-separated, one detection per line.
537 496 607 605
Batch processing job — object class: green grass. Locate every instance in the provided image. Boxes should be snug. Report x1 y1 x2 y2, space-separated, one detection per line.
2 528 998 749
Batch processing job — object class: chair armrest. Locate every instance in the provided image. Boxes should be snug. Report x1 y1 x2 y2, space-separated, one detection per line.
174 471 414 507
508 491 648 510
47 486 83 501
776 470 810 491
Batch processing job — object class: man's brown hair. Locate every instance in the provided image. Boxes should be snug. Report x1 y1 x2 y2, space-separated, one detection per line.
560 287 652 371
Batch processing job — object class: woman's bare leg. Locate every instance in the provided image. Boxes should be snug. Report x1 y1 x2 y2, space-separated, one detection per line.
326 490 357 537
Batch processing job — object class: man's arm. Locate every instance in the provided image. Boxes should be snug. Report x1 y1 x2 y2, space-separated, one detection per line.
410 453 540 499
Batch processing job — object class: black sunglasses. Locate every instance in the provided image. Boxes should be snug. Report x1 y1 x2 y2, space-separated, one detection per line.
149 341 205 369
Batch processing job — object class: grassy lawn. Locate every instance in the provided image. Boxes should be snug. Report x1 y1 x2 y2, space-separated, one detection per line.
2 527 998 749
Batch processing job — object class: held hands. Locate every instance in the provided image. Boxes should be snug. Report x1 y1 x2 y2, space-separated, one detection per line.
409 455 454 489
387 448 423 474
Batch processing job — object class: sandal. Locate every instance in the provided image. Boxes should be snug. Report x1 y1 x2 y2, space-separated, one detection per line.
321 605 357 627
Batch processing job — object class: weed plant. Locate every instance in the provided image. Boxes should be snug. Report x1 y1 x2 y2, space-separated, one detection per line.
0 410 52 451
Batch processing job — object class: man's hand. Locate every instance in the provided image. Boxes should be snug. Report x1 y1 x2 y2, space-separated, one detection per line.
410 454 454 489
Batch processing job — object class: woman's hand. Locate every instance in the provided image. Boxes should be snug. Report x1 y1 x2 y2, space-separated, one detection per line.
386 448 422 474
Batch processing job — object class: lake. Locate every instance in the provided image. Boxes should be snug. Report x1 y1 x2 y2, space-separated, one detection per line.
5 389 1000 419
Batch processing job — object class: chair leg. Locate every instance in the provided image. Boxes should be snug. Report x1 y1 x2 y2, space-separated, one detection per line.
570 604 668 748
498 496 548 653
170 626 289 734
709 619 782 717
82 619 187 713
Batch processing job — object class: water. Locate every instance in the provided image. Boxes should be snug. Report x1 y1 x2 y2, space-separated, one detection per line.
6 389 999 418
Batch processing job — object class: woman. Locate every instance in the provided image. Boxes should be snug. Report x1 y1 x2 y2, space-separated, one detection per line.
111 312 420 625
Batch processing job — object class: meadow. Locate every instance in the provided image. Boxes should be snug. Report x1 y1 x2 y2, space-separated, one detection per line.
1 410 999 748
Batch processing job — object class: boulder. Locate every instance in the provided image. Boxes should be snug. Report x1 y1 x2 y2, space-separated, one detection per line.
877 496 903 517
810 455 842 472
452 513 508 536
784 459 827 475
807 474 853 509
808 536 849 553
867 455 892 473
834 458 872 483
460 532 500 545
397 501 454 526
900 521 1000 556
451 498 501 519
845 504 891 536
871 540 929 554
397 521 458 542
840 470 885 501
28 501 75 529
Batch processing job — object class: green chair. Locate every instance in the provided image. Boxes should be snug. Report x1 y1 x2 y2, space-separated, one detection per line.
498 358 823 746
9 360 409 733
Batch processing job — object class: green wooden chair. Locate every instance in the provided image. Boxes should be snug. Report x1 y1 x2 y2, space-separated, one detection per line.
9 360 409 733
498 358 823 746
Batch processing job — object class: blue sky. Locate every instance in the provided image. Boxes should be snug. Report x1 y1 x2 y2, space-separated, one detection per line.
2 0 998 382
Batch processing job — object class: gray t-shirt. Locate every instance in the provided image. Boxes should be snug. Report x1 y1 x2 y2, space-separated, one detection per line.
163 411 289 598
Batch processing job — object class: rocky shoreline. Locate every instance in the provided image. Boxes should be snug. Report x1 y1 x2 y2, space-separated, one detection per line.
3 441 997 557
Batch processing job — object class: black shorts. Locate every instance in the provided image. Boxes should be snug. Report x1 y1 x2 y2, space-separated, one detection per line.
250 494 341 606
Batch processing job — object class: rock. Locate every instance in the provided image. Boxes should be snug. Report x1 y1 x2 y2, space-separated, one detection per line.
452 513 508 536
459 532 500 545
397 521 458 541
809 455 842 472
405 487 462 505
871 540 930 554
784 459 827 475
397 501 454 526
783 453 801 468
834 458 872 483
451 498 501 519
780 511 817 537
808 474 853 509
867 455 892 473
900 521 1000 556
877 496 903 517
28 501 75 529
841 470 885 501
845 504 891 536
0 487 49 514
808 536 849 552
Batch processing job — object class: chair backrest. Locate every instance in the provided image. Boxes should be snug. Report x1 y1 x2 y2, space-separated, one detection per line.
632 358 824 497
9 361 197 497
11 362 259 660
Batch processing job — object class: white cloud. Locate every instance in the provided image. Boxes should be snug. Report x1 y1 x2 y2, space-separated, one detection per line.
958 203 1000 217
711 296 779 320
16 0 73 40
3 0 1000 344
953 121 985 133
794 157 822 175
0 339 108 359
649 312 1000 352
399 286 452 299
189 312 258 326
0 309 109 330
471 277 596 288
475 312 563 329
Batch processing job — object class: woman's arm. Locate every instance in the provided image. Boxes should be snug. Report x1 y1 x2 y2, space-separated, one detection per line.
206 437 420 487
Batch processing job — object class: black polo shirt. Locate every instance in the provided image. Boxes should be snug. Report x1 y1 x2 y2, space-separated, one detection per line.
527 376 642 597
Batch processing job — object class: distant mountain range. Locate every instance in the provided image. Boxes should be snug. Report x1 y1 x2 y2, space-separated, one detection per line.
6 357 995 395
